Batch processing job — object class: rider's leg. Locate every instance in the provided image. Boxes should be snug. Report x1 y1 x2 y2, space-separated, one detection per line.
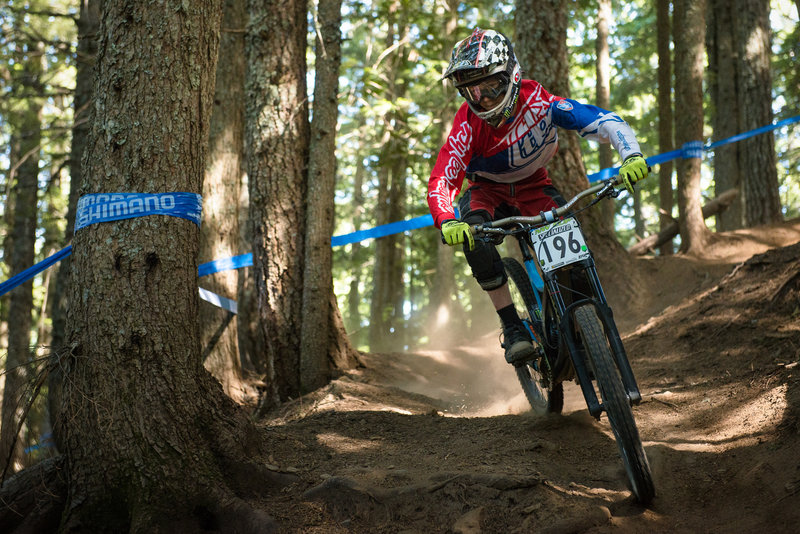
456 196 535 363
487 284 512 310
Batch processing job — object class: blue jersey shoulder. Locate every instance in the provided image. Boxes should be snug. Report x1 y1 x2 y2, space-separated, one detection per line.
550 98 619 134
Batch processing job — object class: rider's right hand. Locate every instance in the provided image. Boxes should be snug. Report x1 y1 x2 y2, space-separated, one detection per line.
441 220 475 251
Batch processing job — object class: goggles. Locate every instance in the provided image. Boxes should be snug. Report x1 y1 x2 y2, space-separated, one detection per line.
457 73 509 104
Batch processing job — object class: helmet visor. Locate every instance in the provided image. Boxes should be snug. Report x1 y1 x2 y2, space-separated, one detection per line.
457 73 509 106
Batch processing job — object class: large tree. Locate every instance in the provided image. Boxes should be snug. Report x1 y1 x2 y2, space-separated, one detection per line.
1 35 43 478
199 0 252 403
514 0 639 303
596 0 615 232
657 0 675 254
300 0 360 392
674 0 711 252
245 0 310 405
50 0 100 398
368 0 411 353
734 0 781 227
26 1 283 530
707 0 742 231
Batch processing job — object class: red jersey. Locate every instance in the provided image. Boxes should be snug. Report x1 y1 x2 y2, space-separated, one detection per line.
427 79 641 228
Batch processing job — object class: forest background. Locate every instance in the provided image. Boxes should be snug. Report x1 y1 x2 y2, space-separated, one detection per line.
0 0 798 529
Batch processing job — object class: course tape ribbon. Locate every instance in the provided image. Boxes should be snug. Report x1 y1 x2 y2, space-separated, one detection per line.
75 192 202 233
198 287 238 314
586 115 800 183
0 245 73 297
2 115 798 302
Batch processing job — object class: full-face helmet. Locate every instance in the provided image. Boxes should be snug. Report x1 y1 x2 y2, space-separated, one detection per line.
443 28 522 127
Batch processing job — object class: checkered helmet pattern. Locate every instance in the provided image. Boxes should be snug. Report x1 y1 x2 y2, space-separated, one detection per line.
443 28 512 84
442 28 522 127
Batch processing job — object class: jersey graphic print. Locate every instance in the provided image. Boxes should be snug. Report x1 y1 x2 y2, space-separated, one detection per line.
498 82 559 172
428 121 473 222
428 80 641 228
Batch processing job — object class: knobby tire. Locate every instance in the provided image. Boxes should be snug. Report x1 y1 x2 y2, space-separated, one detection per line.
573 305 655 504
502 257 563 415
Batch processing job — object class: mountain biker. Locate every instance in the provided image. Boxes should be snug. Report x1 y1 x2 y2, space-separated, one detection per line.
428 28 649 365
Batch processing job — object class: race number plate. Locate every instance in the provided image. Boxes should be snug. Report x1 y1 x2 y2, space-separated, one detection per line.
530 217 590 272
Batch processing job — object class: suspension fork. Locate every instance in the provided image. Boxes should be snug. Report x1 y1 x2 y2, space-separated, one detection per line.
577 259 642 404
550 260 642 416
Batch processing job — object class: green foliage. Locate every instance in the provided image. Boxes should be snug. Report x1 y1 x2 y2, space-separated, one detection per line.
1 0 797 358
771 0 800 220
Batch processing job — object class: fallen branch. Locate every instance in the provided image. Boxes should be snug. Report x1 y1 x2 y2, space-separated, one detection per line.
628 189 739 256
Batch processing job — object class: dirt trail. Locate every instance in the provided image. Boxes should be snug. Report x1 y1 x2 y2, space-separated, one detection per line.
257 219 800 533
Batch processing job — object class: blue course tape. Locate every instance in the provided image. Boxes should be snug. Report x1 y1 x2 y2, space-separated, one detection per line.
75 192 202 232
198 253 253 277
0 246 73 297
1 115 798 302
706 115 800 150
24 432 53 454
330 214 434 247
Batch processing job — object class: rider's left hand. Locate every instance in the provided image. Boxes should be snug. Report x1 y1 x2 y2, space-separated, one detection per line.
618 154 649 194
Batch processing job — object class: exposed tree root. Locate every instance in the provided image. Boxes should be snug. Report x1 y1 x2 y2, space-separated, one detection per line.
0 456 66 534
0 441 300 533
302 472 544 523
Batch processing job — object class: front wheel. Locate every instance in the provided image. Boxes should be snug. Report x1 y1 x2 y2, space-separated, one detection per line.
503 257 562 415
573 304 655 504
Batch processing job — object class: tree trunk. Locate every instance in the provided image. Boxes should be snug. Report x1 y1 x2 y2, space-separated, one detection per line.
707 0 743 231
515 0 636 302
369 3 410 353
51 0 100 353
427 0 462 347
301 0 360 393
596 0 615 232
245 0 310 406
346 158 366 348
51 2 284 530
674 0 711 253
1 39 43 479
516 0 604 243
199 0 251 403
657 0 675 254
734 0 781 227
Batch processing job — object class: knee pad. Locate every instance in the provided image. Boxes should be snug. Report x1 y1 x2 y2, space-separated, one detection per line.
464 237 507 290
458 211 506 290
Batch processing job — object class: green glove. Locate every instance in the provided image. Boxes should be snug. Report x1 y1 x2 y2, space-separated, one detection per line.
618 154 649 193
441 220 475 251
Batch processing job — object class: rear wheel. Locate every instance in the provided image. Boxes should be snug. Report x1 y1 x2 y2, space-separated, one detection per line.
503 258 561 415
573 304 655 504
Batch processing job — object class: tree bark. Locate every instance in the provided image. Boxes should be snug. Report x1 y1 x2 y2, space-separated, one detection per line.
50 0 100 353
245 0 310 406
515 0 636 302
734 0 781 227
657 0 675 254
301 0 360 392
369 2 410 353
199 0 251 403
1 39 43 479
707 0 743 231
674 0 711 253
50 2 284 530
596 0 615 232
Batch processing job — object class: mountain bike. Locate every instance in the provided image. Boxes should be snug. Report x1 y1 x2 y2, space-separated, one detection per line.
471 177 655 504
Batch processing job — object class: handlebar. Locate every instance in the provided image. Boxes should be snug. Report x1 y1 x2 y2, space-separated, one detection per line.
471 178 618 236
